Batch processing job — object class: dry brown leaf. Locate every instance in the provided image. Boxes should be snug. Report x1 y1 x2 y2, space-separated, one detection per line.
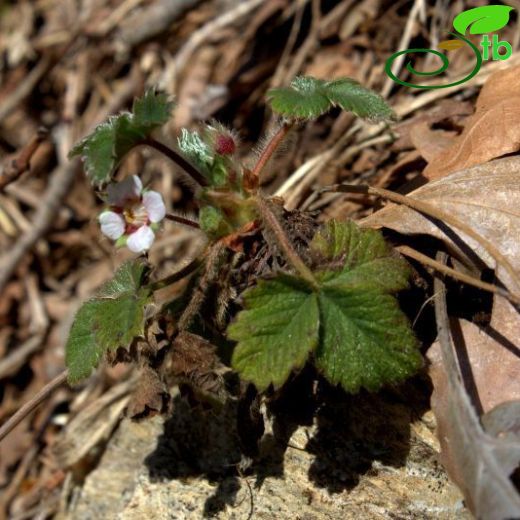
126 367 168 419
428 297 520 415
362 156 520 293
409 122 457 163
423 65 520 180
430 290 520 517
392 99 472 152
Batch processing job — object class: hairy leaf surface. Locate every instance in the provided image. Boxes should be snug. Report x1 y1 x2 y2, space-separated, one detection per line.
311 220 410 292
316 286 420 392
66 260 151 384
267 76 395 121
229 275 320 391
69 88 174 186
230 220 419 392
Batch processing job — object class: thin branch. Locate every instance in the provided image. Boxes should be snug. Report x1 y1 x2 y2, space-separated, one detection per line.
397 245 520 305
165 213 200 229
0 370 68 444
144 138 208 187
255 196 318 289
324 184 520 293
0 128 49 190
251 122 292 182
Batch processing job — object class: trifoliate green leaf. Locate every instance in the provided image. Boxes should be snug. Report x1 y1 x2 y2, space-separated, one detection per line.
229 219 420 393
65 259 152 384
266 75 395 122
316 286 421 392
69 88 174 187
311 220 410 292
229 275 319 391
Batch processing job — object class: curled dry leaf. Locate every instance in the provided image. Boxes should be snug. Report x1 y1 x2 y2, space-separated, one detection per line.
432 288 520 518
361 156 520 294
421 65 520 180
126 366 169 419
167 331 229 405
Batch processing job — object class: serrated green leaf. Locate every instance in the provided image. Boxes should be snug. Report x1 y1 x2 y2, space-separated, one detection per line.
65 260 151 384
132 88 174 128
316 286 421 392
311 220 410 292
267 76 331 119
267 75 395 122
69 119 117 186
324 78 396 122
229 219 419 393
229 275 319 391
69 88 173 186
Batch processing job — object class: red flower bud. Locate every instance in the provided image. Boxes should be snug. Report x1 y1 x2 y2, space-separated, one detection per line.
215 134 236 155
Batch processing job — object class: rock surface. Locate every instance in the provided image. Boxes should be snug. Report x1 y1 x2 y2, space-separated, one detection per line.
58 381 470 519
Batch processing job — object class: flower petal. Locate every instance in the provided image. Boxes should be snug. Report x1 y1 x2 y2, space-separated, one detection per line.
99 211 125 240
126 225 155 253
107 175 143 206
142 191 166 223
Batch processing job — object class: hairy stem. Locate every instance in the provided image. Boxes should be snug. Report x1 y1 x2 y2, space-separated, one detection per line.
0 370 68 444
144 138 208 187
255 196 318 289
251 122 292 181
148 257 202 292
177 241 228 331
165 213 200 229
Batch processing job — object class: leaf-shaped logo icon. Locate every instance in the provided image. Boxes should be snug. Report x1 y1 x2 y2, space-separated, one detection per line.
453 5 514 35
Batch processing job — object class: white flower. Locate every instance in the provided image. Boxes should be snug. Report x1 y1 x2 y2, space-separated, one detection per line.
98 176 165 253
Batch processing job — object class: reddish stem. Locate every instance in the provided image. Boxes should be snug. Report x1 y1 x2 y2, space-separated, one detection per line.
165 213 200 229
144 138 208 187
250 122 292 181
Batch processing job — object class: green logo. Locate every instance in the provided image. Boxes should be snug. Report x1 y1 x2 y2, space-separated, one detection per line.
385 5 515 89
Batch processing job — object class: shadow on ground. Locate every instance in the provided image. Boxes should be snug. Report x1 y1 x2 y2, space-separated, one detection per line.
144 369 432 518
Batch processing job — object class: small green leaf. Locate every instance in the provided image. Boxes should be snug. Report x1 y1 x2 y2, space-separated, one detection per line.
267 75 395 122
65 260 151 384
69 88 174 186
316 286 421 392
132 88 174 128
177 128 213 176
177 127 234 187
267 76 331 119
229 275 319 391
311 220 410 292
69 119 117 187
453 5 513 35
324 78 396 122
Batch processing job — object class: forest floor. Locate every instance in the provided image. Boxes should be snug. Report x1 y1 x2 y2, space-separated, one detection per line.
0 1 519 519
